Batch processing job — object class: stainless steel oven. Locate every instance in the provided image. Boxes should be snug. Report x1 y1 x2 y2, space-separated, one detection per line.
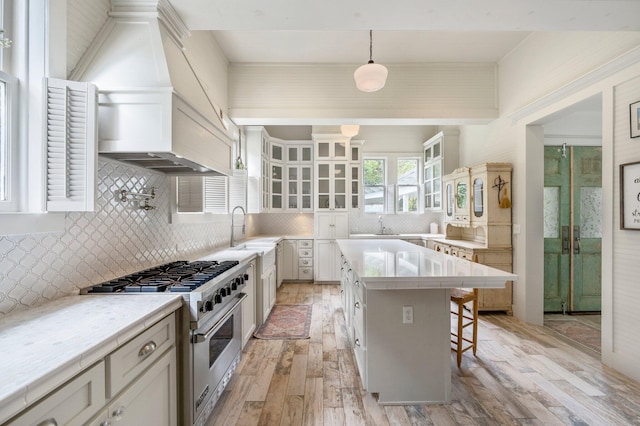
191 292 245 425
82 259 250 426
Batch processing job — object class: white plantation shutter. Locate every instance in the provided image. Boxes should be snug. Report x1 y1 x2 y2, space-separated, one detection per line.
176 176 204 212
229 169 247 210
44 78 97 212
204 176 228 213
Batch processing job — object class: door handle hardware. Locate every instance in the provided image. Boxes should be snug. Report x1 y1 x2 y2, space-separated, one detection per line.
562 226 570 255
573 226 580 255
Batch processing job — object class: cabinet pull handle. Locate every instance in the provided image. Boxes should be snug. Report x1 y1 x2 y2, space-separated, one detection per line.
36 419 58 426
100 420 112 426
112 406 126 420
138 341 157 358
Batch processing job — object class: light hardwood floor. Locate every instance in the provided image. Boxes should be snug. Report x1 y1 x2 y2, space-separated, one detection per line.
209 283 640 425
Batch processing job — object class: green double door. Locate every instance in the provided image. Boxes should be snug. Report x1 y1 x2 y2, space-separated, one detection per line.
544 146 602 312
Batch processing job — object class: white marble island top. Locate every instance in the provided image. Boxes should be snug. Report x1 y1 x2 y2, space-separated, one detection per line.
0 294 182 424
336 239 517 290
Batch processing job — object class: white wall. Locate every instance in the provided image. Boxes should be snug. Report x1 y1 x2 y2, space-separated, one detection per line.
458 32 640 382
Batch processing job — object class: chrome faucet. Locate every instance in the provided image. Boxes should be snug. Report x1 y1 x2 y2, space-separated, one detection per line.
378 215 385 235
230 205 246 247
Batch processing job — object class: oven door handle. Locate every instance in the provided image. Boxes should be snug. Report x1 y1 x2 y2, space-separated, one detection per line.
193 293 247 344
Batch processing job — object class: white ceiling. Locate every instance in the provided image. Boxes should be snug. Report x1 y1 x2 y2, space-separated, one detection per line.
170 0 640 64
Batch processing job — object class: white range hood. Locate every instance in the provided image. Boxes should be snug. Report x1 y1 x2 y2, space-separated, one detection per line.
71 0 233 175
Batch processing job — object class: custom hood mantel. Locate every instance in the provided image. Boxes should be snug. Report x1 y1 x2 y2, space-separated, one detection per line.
71 0 233 175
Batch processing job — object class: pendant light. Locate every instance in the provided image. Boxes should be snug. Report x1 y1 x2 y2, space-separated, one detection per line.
354 30 387 92
341 125 360 137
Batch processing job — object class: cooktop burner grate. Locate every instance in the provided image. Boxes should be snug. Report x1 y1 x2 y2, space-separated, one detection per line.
86 260 240 293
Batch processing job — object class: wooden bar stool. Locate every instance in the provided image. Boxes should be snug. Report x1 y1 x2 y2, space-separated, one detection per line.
450 287 478 368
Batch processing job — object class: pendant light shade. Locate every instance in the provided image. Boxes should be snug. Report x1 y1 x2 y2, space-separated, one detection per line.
340 125 360 137
354 30 387 92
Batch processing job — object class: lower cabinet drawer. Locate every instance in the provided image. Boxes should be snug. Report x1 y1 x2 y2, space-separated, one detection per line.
298 248 312 258
9 361 106 426
298 239 313 249
298 257 313 267
299 267 313 281
107 314 175 397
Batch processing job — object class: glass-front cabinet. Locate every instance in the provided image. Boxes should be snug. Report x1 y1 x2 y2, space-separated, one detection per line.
287 164 313 210
315 139 349 161
316 161 348 211
423 130 459 211
443 167 471 226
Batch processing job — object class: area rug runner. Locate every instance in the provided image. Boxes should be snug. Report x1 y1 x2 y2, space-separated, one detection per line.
545 318 601 353
254 304 312 340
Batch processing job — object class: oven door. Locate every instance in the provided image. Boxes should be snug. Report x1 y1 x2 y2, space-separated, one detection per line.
192 294 246 420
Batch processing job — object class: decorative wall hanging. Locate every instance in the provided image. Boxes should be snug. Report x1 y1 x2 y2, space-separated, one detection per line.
630 100 640 138
620 161 640 230
492 175 511 208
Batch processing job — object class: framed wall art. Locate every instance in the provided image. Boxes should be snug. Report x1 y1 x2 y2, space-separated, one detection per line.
630 101 640 138
620 161 640 230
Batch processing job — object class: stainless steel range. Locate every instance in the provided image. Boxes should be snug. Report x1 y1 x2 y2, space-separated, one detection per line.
83 259 250 426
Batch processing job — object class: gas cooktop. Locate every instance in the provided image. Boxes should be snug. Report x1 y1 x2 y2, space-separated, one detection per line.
84 260 240 293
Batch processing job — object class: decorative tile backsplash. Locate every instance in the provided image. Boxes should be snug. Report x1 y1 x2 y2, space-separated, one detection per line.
0 159 232 316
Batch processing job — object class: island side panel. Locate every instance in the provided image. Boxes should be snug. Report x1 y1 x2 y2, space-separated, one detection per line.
365 288 452 404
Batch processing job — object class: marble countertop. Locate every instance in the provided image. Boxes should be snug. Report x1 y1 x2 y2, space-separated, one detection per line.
336 239 517 290
0 294 182 424
349 233 444 239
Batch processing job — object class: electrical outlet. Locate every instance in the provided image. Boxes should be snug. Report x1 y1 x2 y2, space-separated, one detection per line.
403 306 413 324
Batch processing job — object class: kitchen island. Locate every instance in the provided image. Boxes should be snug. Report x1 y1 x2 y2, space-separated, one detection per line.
336 239 517 404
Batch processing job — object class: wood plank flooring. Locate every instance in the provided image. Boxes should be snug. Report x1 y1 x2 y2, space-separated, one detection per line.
208 283 640 425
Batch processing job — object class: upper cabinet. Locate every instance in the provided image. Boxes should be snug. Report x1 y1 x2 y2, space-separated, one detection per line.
315 137 350 161
423 130 459 211
443 167 471 227
244 127 314 213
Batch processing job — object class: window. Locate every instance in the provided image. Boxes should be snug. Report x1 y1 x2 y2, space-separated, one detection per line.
397 158 419 213
363 158 385 213
0 70 17 211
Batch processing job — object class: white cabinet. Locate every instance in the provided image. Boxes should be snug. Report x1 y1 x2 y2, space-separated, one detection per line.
282 239 314 281
242 260 257 346
276 241 283 288
245 126 271 213
314 212 349 240
315 138 349 161
262 266 277 322
8 362 106 426
315 239 344 282
246 126 313 213
11 314 177 426
315 213 348 281
316 161 348 211
286 143 313 211
91 350 177 426
423 130 459 211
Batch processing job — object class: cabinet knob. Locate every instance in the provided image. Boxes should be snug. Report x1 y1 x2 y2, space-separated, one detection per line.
354 301 360 309
355 338 361 347
112 406 126 420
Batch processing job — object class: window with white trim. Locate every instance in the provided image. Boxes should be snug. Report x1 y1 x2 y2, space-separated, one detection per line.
363 158 386 214
0 70 17 211
396 158 420 213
